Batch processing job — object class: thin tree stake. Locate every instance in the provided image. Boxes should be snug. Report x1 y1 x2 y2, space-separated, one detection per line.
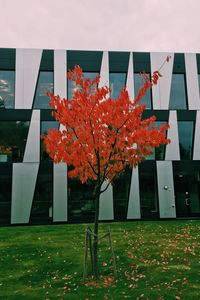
83 229 89 282
83 226 117 279
107 226 117 276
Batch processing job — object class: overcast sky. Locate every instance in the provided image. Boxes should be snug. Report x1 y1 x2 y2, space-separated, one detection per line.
0 0 199 53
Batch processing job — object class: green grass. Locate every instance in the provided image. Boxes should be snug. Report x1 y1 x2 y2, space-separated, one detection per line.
0 220 200 299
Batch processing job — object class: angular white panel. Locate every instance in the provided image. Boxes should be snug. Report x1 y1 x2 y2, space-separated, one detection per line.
99 182 114 220
193 111 200 160
156 161 176 218
99 51 109 89
98 51 113 220
15 49 42 109
53 163 68 222
185 53 200 109
15 50 24 107
54 50 67 98
23 110 40 162
53 50 68 222
127 166 141 219
126 52 135 100
150 52 174 109
11 163 39 224
165 111 180 160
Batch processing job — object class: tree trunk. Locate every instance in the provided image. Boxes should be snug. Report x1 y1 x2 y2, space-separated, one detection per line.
93 189 100 278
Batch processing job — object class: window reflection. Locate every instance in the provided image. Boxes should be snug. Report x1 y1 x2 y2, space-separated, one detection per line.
41 121 59 160
68 72 99 99
134 73 152 109
0 71 15 108
109 73 126 99
0 121 29 162
178 121 194 160
68 178 95 222
33 71 53 109
169 74 187 109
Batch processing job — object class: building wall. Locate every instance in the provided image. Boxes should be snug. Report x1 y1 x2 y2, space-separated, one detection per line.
0 48 200 225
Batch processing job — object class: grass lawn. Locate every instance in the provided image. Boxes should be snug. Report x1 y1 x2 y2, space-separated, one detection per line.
0 220 199 299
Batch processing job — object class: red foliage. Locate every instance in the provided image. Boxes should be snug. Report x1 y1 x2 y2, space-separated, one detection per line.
42 66 170 184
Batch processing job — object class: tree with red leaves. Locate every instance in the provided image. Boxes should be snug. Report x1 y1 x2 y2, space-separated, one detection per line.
42 63 170 277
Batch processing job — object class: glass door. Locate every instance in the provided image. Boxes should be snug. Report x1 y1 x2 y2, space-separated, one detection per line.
139 161 159 219
173 162 200 218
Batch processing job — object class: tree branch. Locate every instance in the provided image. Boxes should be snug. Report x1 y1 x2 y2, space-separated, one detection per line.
72 127 98 176
100 181 111 194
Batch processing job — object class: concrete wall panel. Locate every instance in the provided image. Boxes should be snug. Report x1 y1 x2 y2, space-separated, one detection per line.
99 182 114 220
53 163 68 222
15 49 42 109
185 53 200 110
165 110 180 160
150 52 174 109
11 163 39 224
156 161 176 218
23 110 40 163
127 166 141 219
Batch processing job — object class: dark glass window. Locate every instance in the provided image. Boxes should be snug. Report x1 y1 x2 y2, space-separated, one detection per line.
0 70 15 108
133 52 151 73
178 121 194 160
0 164 12 224
67 72 98 99
113 168 132 220
145 149 155 160
139 162 159 219
30 163 53 224
68 78 75 99
109 52 129 72
68 177 95 222
33 71 53 109
198 74 200 97
169 74 187 109
41 121 59 160
134 73 152 109
0 121 29 162
67 51 103 72
109 73 126 99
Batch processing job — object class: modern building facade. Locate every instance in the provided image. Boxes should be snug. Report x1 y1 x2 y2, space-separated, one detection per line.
0 48 200 225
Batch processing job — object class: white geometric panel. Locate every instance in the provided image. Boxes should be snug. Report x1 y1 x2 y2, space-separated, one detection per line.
53 50 68 222
165 110 180 160
98 51 113 220
126 52 135 100
53 163 68 222
99 182 114 220
54 50 67 98
15 48 42 109
99 51 109 89
11 163 39 224
193 111 200 160
150 52 174 109
23 110 40 163
127 166 141 219
156 161 176 218
184 53 200 110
